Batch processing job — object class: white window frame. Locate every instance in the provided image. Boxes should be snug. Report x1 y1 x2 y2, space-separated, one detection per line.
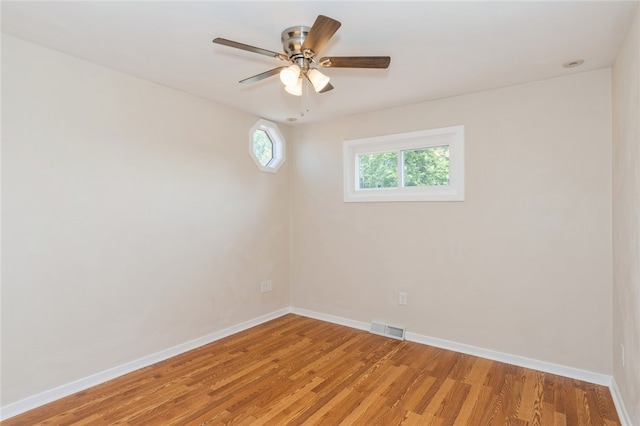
343 125 465 202
249 119 285 173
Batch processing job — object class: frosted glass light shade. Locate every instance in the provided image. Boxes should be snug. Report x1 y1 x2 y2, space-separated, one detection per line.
285 77 302 96
307 69 330 92
279 64 300 87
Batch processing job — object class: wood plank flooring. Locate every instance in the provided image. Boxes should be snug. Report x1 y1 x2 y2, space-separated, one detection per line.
2 314 620 425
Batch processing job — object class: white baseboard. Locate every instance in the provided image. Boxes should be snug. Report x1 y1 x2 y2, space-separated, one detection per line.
0 307 291 421
405 331 612 386
610 377 633 426
2 306 626 424
290 307 370 331
291 307 616 388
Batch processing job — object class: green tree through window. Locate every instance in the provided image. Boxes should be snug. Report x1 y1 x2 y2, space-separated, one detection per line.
252 129 273 167
357 146 449 189
403 146 450 186
358 152 398 188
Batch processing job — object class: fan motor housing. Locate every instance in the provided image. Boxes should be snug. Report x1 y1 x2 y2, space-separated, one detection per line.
281 26 310 60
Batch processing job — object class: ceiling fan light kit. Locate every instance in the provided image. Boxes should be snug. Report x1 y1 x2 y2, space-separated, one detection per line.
284 78 303 96
307 68 330 92
212 15 390 98
279 64 301 87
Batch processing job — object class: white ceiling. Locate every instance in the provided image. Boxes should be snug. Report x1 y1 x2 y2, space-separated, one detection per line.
2 1 637 124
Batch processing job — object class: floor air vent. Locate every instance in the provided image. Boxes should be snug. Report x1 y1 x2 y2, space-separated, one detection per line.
370 322 406 341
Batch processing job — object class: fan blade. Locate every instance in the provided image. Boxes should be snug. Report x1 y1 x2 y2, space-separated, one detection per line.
301 15 341 56
319 56 391 69
319 82 334 93
213 38 288 61
240 67 287 84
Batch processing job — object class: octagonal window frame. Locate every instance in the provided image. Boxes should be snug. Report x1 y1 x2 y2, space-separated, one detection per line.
249 119 285 173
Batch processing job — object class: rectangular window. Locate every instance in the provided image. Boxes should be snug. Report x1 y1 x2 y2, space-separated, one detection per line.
344 125 464 202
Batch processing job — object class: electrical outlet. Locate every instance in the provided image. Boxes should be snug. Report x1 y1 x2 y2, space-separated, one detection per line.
260 280 273 293
399 292 407 306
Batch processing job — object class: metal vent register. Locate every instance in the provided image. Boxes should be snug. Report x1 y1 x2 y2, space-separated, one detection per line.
370 322 406 341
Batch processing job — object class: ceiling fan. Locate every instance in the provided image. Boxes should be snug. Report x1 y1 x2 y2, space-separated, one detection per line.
212 15 390 96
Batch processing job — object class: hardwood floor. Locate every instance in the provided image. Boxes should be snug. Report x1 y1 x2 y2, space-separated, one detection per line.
3 314 620 425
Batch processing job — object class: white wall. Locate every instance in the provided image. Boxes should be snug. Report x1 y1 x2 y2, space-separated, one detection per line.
613 4 640 424
1 35 290 405
290 69 613 374
0 29 623 415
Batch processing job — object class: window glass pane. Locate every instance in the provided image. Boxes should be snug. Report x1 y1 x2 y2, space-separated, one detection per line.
252 129 274 166
358 152 398 189
403 146 450 187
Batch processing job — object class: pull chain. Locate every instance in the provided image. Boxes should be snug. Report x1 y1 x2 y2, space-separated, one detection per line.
300 78 310 117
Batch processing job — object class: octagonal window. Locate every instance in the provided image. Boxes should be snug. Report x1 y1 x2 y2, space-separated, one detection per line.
249 119 285 173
